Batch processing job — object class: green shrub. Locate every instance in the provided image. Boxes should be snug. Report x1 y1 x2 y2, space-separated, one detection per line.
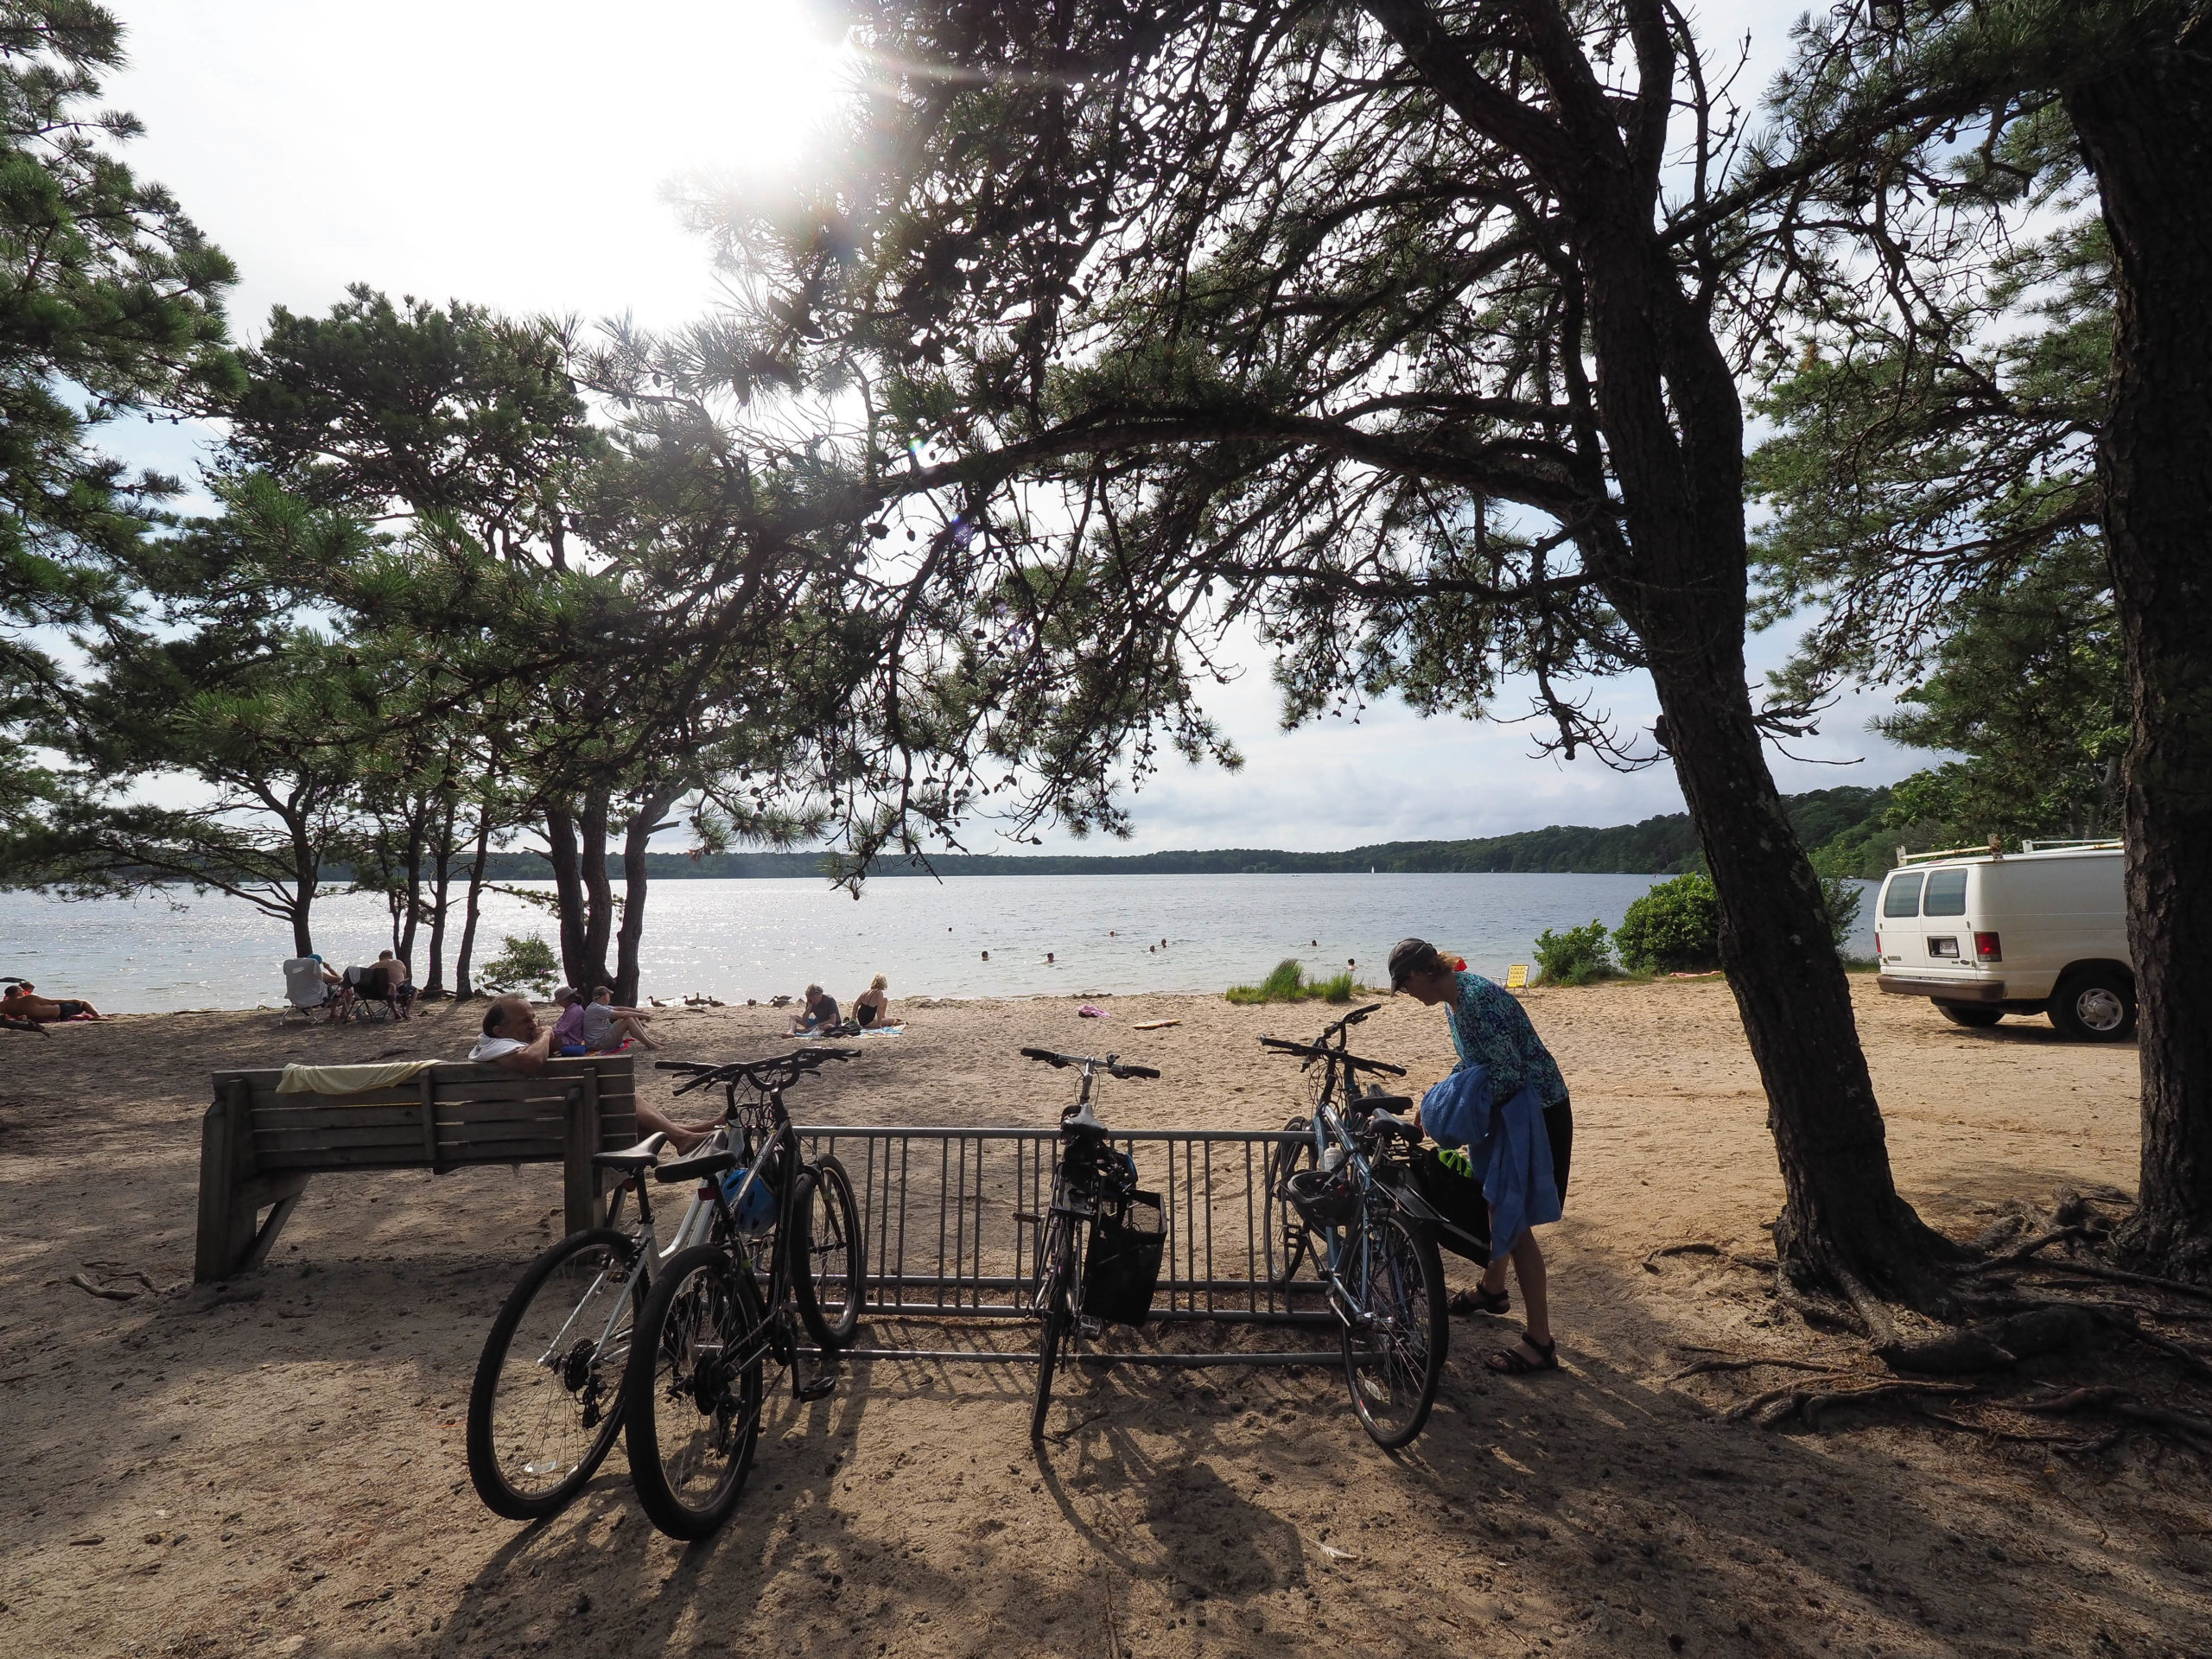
1616 874 1720 974
480 934 559 996
1820 874 1865 952
1532 919 1614 986
1226 959 1365 1004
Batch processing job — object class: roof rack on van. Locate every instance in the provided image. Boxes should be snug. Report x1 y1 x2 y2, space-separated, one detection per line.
1893 836 2122 868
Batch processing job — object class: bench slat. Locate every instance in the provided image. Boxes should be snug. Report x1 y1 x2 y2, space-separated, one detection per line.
249 1104 423 1132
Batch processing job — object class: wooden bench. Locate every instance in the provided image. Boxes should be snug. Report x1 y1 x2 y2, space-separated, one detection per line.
195 1055 639 1281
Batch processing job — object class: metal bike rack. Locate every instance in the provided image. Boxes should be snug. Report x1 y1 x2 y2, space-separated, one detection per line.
798 1125 1344 1367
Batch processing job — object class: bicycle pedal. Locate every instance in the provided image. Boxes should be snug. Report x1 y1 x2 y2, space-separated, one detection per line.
1077 1317 1105 1340
795 1373 838 1402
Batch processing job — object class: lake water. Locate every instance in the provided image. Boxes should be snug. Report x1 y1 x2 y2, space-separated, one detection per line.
0 873 1880 1014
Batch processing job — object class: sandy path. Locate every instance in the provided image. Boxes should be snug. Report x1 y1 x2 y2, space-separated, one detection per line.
0 980 2202 1658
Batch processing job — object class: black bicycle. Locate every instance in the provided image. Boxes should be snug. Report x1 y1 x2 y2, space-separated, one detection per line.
1260 1009 1449 1448
1260 1003 1410 1286
1018 1046 1159 1440
619 1047 866 1539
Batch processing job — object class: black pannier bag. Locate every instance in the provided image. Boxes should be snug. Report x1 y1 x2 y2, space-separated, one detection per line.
1408 1148 1493 1265
1083 1188 1166 1325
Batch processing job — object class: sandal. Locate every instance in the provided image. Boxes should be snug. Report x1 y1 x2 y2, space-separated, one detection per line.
1485 1335 1559 1375
1447 1285 1511 1317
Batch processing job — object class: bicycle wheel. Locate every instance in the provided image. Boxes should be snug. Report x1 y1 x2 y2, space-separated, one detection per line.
466 1227 641 1520
622 1243 767 1540
1263 1119 1316 1286
1339 1210 1448 1449
791 1155 866 1351
1030 1221 1075 1440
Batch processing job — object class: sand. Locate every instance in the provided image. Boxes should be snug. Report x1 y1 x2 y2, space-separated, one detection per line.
2 978 2207 1658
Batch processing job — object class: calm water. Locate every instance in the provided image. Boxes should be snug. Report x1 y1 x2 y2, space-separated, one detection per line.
0 873 1880 1014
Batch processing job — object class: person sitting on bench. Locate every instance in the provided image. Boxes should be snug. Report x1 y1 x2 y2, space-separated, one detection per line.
468 995 714 1152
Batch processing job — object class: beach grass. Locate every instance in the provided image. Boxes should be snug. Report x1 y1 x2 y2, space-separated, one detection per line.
1224 959 1366 1004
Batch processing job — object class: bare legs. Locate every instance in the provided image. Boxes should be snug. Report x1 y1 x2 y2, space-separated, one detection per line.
633 1103 717 1154
1479 1223 1554 1370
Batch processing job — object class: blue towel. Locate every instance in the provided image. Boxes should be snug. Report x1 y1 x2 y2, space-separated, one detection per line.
1419 1067 1559 1256
1481 1083 1560 1256
1418 1062 1493 1151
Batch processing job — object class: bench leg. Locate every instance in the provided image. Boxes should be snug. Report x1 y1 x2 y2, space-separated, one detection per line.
562 1080 603 1236
237 1175 311 1274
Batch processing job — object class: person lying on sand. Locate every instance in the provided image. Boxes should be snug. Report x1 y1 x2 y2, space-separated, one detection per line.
1390 937 1573 1376
1 982 103 1021
468 995 714 1152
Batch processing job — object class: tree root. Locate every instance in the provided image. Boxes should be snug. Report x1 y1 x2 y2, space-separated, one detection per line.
1643 1241 1773 1274
1770 1268 1869 1336
1727 1377 1976 1429
1667 1355 1838 1382
1974 1225 2094 1269
2009 1261 2212 1303
1914 1407 2123 1454
2016 1387 2212 1452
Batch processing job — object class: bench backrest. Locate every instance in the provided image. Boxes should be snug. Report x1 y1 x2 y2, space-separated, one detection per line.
208 1055 639 1176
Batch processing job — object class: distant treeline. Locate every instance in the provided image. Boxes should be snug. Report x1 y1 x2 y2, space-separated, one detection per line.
467 785 1897 882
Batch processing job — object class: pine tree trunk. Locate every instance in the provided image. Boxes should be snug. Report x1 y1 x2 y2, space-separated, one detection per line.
1651 657 1962 1327
544 804 590 989
615 785 683 1007
423 791 458 996
1574 199 1961 1326
2071 41 2212 1281
580 789 615 994
289 817 318 959
454 810 493 999
396 808 426 971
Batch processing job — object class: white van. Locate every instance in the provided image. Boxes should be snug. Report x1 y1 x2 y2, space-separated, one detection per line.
1872 841 2133 1041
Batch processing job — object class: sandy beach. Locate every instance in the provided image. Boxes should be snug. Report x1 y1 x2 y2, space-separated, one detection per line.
2 979 2205 1657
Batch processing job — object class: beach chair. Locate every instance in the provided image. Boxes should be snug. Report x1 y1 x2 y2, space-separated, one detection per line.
282 958 333 1021
1504 963 1529 990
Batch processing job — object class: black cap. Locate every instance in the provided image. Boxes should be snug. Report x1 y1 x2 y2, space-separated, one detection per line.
1388 938 1445 990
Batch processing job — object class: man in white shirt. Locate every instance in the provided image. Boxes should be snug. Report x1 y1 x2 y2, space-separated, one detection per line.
469 993 713 1150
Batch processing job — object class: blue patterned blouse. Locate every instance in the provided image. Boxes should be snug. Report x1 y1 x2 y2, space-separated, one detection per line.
1446 969 1568 1109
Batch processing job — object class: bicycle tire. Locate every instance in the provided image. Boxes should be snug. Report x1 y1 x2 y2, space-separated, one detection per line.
791 1155 866 1351
466 1226 641 1521
1263 1118 1317 1286
1030 1223 1074 1440
1338 1210 1448 1450
622 1243 767 1540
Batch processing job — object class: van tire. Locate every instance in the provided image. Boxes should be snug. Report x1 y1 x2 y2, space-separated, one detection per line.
2048 969 2136 1042
1936 1002 2002 1028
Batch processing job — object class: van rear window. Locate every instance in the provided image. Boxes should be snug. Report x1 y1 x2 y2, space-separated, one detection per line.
1882 873 1925 918
1923 869 1967 916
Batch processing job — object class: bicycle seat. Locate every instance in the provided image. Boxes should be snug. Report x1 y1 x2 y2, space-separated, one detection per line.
1368 1109 1421 1143
1062 1100 1110 1138
1359 1095 1415 1116
654 1147 740 1185
590 1131 670 1173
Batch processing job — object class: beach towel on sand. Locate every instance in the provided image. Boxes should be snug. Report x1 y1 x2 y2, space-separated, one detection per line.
276 1060 442 1095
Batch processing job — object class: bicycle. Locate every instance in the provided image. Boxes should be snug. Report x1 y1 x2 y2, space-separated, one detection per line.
1259 1002 1410 1287
461 1046 861 1524
1259 1010 1449 1449
620 1046 867 1539
1016 1046 1160 1440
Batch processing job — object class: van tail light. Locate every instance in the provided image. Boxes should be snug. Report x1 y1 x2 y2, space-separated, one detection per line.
1873 931 1883 957
1974 931 2001 963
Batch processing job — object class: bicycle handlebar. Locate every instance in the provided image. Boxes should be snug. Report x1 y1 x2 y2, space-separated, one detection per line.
658 1047 860 1095
1255 1035 1406 1076
1019 1046 1160 1080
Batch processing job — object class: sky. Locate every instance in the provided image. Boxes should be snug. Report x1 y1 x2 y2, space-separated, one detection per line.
98 0 1933 855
